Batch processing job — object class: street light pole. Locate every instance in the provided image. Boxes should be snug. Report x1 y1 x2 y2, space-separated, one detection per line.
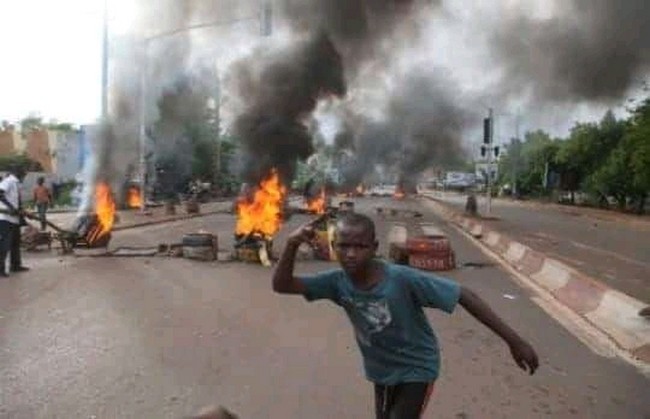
139 42 149 213
138 4 272 208
101 0 109 119
214 66 222 183
486 108 494 215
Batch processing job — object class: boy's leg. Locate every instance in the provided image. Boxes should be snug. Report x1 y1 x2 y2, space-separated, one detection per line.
375 382 435 419
374 384 390 419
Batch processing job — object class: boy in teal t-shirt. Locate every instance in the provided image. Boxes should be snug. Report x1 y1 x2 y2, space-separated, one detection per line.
272 213 538 418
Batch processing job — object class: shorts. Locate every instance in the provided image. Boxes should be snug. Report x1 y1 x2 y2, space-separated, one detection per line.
374 382 435 419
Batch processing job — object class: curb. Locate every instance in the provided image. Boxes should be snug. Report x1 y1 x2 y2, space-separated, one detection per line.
422 196 650 364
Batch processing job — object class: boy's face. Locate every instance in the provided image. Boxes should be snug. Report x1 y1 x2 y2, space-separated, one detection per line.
333 223 377 276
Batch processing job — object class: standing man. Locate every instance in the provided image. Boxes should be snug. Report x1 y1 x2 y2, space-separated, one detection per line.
32 176 52 231
0 165 30 277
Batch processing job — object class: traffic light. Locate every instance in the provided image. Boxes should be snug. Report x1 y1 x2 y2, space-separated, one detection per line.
483 117 492 144
494 146 500 157
481 145 487 157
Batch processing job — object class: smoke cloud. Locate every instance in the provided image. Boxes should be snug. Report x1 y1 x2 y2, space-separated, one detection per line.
493 0 650 102
83 0 650 208
337 72 473 187
233 32 345 184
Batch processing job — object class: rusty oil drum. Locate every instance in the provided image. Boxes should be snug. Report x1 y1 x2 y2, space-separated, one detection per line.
406 235 455 271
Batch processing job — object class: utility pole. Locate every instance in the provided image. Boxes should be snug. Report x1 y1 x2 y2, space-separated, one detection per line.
214 66 222 184
101 0 109 119
512 109 521 197
138 45 149 213
486 108 494 215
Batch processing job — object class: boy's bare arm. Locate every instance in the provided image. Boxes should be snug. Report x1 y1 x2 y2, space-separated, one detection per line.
459 286 539 374
272 220 320 294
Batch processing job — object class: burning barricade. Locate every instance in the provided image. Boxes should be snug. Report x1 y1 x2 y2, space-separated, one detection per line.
233 170 285 266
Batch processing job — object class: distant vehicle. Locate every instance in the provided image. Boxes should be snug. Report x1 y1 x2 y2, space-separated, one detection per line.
443 172 476 191
368 184 396 197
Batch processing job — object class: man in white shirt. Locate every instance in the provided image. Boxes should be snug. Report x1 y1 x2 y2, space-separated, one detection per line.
0 165 29 277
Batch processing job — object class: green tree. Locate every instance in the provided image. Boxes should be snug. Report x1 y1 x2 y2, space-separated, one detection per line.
500 130 559 196
555 111 626 203
0 154 43 173
625 96 650 213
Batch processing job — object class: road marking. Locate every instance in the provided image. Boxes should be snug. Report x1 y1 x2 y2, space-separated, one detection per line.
568 240 650 269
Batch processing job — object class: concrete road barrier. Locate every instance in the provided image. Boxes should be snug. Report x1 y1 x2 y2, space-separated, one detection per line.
422 195 650 364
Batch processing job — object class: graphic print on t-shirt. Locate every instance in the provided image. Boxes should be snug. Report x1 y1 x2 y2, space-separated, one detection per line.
340 297 392 346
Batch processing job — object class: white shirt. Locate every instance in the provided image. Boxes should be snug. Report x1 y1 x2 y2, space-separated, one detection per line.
0 174 21 224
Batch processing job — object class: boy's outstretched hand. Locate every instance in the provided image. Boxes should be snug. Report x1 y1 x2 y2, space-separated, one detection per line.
509 338 539 375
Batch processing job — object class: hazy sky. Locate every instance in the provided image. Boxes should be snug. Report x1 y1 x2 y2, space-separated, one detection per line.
0 0 638 139
0 0 135 125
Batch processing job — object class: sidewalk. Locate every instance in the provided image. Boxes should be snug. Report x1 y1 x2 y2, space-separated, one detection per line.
421 193 650 364
45 200 233 232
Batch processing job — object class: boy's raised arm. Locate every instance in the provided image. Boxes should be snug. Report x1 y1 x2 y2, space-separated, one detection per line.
272 220 319 295
459 286 539 374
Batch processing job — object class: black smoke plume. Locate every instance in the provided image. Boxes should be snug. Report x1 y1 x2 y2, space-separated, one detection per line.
233 1 438 185
234 32 345 184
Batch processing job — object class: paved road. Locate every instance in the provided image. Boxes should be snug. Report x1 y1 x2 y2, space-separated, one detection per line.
1 197 648 418
427 191 650 303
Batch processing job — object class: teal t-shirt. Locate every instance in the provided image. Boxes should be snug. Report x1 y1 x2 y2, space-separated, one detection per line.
299 261 461 385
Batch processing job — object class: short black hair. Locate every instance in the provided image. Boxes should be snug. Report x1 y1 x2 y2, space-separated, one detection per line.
336 212 376 241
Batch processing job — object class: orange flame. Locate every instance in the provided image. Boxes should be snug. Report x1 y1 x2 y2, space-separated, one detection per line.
306 188 326 214
88 182 116 244
126 186 142 209
394 188 406 200
236 170 286 237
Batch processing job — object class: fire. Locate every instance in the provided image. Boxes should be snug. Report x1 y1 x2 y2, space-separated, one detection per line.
356 184 364 195
394 188 406 200
236 169 286 237
306 187 326 214
88 182 116 244
126 186 142 209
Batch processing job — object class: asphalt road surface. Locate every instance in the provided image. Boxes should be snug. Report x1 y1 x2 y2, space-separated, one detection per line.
1 197 648 418
427 191 650 303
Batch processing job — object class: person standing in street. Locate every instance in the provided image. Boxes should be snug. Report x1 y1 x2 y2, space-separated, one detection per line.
0 165 30 277
32 176 52 231
272 212 539 418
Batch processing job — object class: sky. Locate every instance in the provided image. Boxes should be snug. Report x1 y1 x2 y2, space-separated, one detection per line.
0 0 637 139
0 0 135 125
